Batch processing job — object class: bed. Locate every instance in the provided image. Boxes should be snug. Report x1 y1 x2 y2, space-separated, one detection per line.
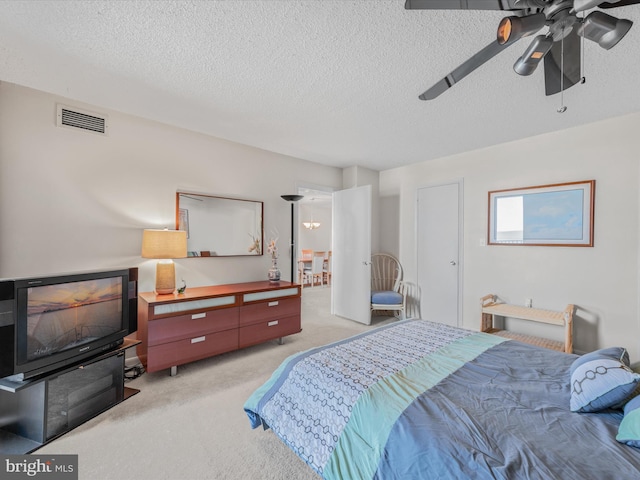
244 319 640 479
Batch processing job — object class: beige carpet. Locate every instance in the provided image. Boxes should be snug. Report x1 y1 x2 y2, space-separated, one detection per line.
38 287 395 480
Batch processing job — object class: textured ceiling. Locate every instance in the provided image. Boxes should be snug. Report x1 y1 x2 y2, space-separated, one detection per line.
1 0 639 171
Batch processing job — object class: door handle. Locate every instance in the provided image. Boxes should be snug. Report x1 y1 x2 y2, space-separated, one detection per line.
450 260 457 265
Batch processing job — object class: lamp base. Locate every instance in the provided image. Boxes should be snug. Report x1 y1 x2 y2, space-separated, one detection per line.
155 260 176 295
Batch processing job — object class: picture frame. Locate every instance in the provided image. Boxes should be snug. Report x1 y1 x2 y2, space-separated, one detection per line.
488 180 595 247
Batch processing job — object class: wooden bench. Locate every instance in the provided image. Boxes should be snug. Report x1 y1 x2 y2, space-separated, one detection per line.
481 294 574 353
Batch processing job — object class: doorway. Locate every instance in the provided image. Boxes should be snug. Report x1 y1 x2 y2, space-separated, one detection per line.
417 181 462 327
296 186 333 291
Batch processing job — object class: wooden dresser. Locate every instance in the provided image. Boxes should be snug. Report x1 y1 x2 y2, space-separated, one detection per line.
136 281 301 375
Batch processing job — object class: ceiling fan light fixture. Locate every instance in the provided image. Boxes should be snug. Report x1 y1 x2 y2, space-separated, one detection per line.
513 35 554 76
577 11 633 50
497 13 547 45
572 0 610 13
303 197 321 230
497 17 513 44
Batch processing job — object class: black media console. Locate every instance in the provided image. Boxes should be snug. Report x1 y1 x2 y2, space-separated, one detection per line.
0 338 140 454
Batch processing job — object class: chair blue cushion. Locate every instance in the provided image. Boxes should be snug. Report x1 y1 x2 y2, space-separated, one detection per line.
371 290 403 305
570 347 640 413
617 395 640 448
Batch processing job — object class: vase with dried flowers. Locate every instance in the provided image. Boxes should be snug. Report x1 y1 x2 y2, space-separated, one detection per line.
266 230 280 283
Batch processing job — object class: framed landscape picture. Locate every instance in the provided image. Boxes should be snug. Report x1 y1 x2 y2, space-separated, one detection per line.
488 180 595 247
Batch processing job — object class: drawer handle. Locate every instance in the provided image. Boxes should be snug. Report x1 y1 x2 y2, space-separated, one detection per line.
268 301 279 307
192 313 206 320
268 320 279 327
191 336 206 344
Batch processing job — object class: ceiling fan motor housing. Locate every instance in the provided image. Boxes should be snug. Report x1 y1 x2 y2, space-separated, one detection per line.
545 1 579 40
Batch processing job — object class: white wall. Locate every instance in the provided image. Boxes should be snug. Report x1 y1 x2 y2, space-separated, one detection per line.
381 112 640 359
298 203 332 253
0 82 343 292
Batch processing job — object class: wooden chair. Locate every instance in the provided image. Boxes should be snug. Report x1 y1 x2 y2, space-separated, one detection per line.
370 253 406 319
298 249 313 286
323 251 332 285
311 251 325 287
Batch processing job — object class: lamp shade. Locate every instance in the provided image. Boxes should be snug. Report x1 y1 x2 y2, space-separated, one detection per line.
141 229 187 259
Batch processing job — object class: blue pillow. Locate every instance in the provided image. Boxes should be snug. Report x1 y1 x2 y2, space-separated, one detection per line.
570 347 640 413
617 395 640 448
371 290 403 305
570 346 630 374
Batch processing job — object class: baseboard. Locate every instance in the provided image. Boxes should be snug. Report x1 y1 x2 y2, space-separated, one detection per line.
125 353 141 368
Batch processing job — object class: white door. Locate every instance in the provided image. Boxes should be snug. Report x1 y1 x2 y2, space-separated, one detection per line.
332 185 372 325
417 182 461 326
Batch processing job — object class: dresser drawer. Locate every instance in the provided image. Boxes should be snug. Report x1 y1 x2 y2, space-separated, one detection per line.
148 307 239 346
239 297 300 326
239 314 301 348
146 329 239 372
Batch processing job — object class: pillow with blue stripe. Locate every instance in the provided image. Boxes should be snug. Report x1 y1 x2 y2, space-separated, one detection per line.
570 347 640 413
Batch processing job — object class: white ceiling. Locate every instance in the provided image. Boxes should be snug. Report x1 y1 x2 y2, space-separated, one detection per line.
1 1 639 172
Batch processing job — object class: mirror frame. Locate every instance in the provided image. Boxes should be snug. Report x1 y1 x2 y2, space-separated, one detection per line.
488 180 595 247
176 191 264 257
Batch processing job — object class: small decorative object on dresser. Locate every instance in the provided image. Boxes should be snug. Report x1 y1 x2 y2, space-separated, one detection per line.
266 231 280 283
268 258 281 283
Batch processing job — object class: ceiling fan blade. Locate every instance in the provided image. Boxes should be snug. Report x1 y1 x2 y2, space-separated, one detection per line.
405 0 526 11
598 0 640 8
543 29 582 96
419 40 514 100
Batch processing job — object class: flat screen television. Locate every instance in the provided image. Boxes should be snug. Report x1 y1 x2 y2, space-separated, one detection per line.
0 269 132 381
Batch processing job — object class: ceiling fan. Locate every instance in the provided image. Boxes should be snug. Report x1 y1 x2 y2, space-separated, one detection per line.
406 0 636 100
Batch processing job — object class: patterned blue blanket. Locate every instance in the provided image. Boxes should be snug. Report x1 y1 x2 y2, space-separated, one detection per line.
245 320 640 479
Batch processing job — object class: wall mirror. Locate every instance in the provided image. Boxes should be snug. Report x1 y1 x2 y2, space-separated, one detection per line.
176 192 263 257
488 180 595 247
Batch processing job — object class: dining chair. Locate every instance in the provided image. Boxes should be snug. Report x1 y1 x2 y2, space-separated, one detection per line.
311 251 325 287
323 251 332 285
298 249 314 286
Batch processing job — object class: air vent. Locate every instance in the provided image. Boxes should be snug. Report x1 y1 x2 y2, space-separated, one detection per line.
56 104 108 135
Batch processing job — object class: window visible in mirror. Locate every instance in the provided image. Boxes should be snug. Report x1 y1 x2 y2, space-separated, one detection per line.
176 192 263 257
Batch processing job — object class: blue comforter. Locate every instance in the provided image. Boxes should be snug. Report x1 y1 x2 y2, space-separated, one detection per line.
245 320 640 479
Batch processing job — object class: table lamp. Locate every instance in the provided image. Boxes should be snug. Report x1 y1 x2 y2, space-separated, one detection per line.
141 228 187 294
